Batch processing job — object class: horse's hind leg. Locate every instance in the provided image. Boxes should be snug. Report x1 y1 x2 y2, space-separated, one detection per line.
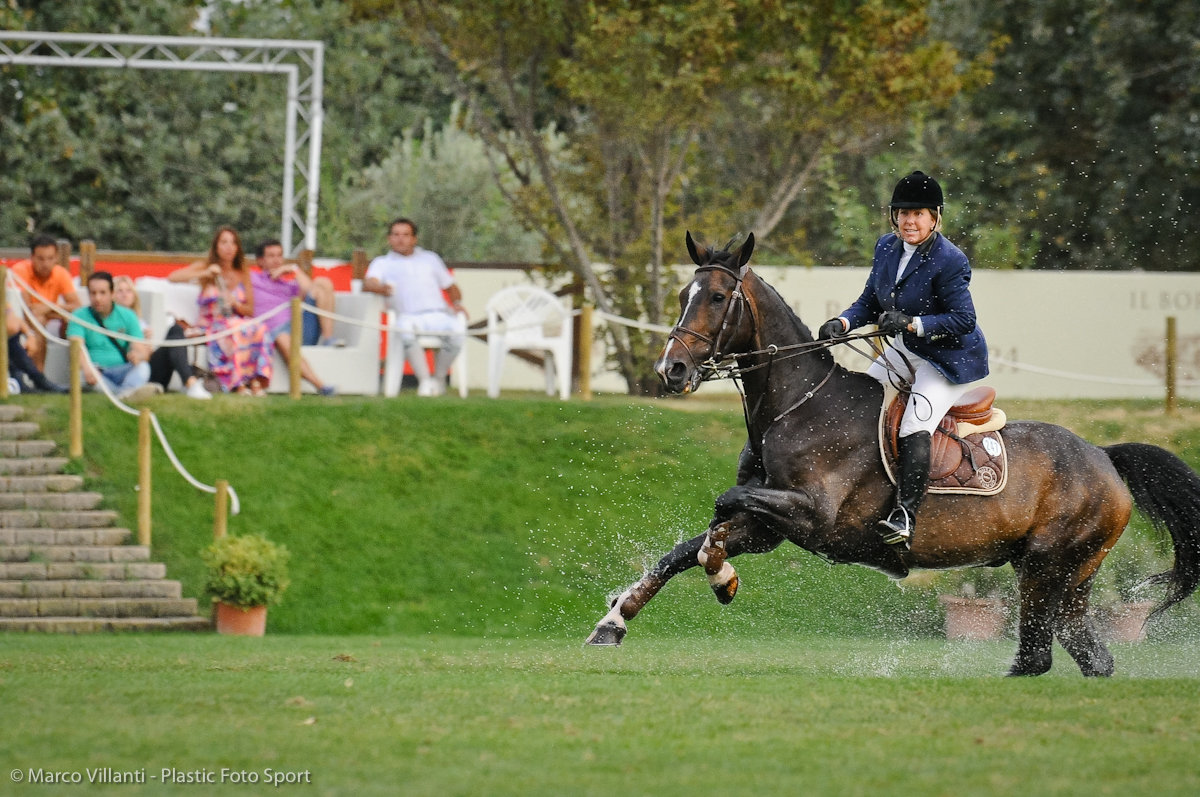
1055 581 1114 677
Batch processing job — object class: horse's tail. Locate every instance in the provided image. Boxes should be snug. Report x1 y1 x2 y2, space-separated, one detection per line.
1105 442 1200 619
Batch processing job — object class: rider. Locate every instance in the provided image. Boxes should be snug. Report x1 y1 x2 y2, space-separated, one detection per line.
817 170 989 547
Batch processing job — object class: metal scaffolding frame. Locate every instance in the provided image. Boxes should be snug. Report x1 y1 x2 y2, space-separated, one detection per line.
0 31 324 255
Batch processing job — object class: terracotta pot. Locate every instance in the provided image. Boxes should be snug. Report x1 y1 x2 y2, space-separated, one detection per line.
1098 601 1155 643
939 595 1008 640
213 602 268 636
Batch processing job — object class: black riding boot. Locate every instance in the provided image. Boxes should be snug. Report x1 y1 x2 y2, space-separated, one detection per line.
878 431 932 547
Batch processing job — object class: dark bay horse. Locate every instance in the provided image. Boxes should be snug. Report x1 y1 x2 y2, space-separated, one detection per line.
586 231 1200 676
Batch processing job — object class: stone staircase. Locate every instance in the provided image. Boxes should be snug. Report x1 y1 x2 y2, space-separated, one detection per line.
0 403 210 632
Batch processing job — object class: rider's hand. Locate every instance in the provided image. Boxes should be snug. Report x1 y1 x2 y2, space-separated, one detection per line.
877 310 913 336
818 318 847 340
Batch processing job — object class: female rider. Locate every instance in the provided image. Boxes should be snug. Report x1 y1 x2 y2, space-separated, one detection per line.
818 171 989 547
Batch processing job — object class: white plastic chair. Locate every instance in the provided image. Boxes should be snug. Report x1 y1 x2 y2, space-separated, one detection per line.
486 286 573 400
382 310 469 398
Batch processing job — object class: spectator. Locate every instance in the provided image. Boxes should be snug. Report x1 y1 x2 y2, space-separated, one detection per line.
362 217 466 397
112 275 211 400
65 271 160 401
10 234 82 370
168 226 273 396
248 240 336 395
5 289 66 393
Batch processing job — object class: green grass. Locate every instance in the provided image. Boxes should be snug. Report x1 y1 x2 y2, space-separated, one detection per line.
12 393 956 638
3 634 1200 796
5 395 1200 794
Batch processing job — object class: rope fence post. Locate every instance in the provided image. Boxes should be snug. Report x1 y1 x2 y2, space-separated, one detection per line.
214 479 230 539
351 247 368 282
1166 316 1178 415
579 303 594 401
0 265 8 399
55 238 72 272
137 408 152 546
68 338 83 458
79 239 96 284
289 296 303 399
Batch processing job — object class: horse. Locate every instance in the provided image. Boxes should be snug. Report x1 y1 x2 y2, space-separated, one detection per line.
585 231 1200 677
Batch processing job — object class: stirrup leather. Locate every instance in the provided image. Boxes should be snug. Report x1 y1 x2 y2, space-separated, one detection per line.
877 506 913 546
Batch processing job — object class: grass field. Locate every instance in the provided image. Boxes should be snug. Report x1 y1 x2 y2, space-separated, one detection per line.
4 393 1200 794
4 634 1200 796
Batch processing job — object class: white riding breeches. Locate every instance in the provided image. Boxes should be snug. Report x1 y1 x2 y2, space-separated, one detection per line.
867 339 977 438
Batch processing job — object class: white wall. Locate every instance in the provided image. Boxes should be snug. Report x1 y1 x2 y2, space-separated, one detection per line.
454 266 1200 400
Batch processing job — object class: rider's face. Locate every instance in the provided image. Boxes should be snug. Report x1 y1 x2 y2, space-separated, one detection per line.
895 208 936 245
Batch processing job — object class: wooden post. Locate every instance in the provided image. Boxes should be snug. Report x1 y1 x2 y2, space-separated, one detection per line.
289 296 303 399
55 239 72 272
0 265 8 400
79 239 97 284
1166 316 1177 415
352 247 368 282
297 248 314 276
213 479 229 539
579 304 594 401
69 338 83 458
137 409 152 546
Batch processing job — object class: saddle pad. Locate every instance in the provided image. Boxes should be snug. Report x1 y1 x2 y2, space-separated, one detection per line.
878 391 1009 496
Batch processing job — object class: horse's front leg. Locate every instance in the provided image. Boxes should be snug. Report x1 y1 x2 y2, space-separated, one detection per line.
585 532 706 645
586 519 785 645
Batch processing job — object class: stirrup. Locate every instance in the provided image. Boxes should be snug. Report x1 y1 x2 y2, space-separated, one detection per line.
877 507 913 546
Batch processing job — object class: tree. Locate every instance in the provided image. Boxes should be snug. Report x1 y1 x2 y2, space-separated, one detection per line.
353 0 984 391
936 0 1200 271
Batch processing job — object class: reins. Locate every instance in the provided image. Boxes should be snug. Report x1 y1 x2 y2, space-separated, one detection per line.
666 262 905 427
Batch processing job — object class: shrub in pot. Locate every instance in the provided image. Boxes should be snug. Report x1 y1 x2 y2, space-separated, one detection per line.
201 534 290 636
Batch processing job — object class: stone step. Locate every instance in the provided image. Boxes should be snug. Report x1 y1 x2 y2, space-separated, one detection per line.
0 561 167 580
0 457 69 475
0 544 149 563
0 405 23 422
0 527 131 545
0 440 57 458
0 616 212 632
0 597 200 618
0 509 118 528
0 579 183 599
0 475 84 492
0 492 103 511
0 422 40 440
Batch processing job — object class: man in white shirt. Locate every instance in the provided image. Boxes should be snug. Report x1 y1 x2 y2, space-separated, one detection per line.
363 218 466 396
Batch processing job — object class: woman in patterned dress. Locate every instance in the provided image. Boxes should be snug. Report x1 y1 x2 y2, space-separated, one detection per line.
169 226 273 395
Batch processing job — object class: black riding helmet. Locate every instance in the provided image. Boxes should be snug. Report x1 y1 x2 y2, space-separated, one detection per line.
889 170 943 230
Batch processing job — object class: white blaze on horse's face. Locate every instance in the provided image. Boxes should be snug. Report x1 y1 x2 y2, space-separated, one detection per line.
655 279 703 387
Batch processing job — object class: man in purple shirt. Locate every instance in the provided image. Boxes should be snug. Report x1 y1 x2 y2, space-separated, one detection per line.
250 239 337 395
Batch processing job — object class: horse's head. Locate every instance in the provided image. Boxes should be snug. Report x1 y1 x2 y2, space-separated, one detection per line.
654 231 756 394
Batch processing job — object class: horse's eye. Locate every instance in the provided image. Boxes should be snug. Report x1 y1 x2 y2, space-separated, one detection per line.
711 293 726 304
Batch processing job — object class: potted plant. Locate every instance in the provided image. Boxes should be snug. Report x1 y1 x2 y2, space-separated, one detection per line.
201 533 290 636
909 565 1015 640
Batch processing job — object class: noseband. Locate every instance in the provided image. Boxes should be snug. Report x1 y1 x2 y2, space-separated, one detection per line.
667 263 750 376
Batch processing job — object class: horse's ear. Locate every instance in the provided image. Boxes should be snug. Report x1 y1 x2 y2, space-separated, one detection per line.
685 230 706 266
736 232 755 268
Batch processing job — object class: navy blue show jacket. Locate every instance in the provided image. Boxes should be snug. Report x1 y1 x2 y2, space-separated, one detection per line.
841 232 989 385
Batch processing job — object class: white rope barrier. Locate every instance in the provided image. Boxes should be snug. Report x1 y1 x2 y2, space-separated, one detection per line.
15 266 1199 393
990 354 1200 388
10 275 240 514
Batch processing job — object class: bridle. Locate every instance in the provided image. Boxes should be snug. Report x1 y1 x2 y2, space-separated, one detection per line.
665 262 751 379
665 262 891 425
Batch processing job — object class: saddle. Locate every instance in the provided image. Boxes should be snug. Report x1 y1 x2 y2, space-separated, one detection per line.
880 386 1009 495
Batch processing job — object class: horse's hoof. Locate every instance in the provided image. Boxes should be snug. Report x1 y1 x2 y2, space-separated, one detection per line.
707 562 738 605
585 621 626 646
